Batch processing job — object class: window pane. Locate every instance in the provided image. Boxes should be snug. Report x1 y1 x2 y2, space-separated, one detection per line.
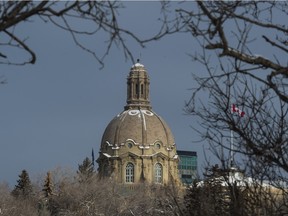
125 163 134 183
155 163 162 183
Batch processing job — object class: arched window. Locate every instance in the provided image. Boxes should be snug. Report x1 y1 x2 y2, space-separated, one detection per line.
125 163 134 183
141 83 144 95
155 163 163 183
135 84 139 97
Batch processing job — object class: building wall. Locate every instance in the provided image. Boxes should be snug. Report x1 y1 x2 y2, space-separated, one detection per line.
177 150 197 184
103 155 179 185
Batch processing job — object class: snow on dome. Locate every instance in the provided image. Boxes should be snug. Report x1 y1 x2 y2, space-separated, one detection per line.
100 108 175 150
131 59 144 67
132 62 144 68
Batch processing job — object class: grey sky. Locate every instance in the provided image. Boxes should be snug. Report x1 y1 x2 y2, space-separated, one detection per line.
0 2 207 185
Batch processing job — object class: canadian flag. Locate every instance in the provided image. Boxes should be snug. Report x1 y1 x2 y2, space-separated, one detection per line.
231 104 245 117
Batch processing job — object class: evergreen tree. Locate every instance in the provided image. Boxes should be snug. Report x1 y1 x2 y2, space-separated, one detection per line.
38 171 57 216
11 169 33 198
77 157 95 183
42 171 53 197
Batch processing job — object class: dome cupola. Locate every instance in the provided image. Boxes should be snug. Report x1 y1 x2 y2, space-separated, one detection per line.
125 60 151 110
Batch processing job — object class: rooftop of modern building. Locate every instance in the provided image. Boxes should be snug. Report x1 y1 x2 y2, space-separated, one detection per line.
177 150 197 157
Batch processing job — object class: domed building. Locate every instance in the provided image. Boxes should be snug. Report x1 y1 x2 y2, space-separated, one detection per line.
97 62 179 185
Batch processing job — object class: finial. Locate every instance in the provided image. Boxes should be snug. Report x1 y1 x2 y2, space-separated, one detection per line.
132 58 144 68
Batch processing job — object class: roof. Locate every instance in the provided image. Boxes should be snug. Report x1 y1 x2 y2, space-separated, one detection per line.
197 174 273 188
132 62 144 68
101 108 175 149
177 150 197 157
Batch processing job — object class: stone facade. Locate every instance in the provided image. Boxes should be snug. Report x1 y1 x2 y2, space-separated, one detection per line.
97 62 179 185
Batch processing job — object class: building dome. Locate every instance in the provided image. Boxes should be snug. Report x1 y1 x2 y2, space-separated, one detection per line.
100 109 176 153
97 62 179 185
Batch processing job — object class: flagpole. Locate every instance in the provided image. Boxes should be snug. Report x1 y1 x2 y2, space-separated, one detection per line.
230 103 245 169
230 129 234 168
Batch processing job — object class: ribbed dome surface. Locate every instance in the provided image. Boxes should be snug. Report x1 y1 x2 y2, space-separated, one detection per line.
100 108 175 150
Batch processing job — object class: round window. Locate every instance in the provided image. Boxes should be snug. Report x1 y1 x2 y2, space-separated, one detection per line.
155 143 161 149
127 142 133 148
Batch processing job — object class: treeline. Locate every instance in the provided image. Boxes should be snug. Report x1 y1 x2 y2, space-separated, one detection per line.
1 158 288 216
0 157 185 216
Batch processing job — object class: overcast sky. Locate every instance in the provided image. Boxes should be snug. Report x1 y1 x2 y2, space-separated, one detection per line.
0 2 210 185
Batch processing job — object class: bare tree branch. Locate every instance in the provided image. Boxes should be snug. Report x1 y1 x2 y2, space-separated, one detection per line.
153 3 288 212
0 1 149 66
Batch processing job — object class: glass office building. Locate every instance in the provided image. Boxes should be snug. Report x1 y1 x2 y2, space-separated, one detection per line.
177 150 197 184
